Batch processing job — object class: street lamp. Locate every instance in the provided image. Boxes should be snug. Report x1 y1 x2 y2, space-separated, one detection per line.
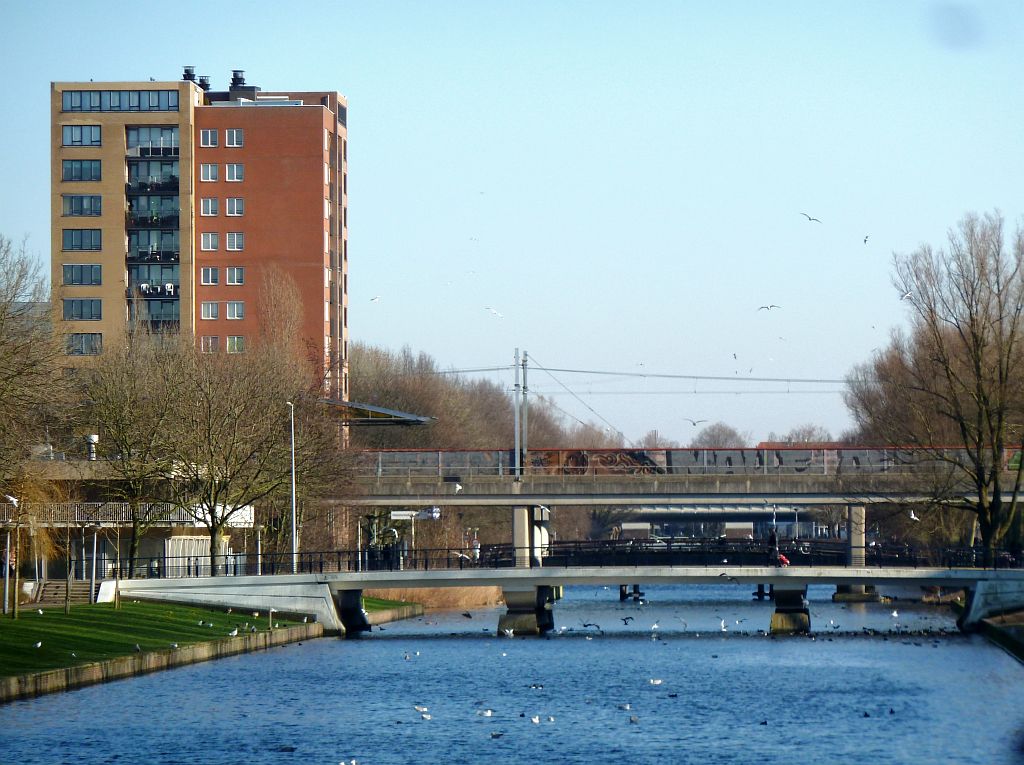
287 401 297 574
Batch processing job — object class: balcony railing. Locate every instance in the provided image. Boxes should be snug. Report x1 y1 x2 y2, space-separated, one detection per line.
126 211 180 228
126 283 180 298
126 177 180 194
126 143 180 158
127 249 179 263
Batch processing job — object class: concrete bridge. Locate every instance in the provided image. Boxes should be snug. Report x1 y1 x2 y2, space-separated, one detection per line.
106 562 1024 638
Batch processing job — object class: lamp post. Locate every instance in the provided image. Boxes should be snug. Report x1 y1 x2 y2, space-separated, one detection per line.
4 495 19 619
287 401 297 574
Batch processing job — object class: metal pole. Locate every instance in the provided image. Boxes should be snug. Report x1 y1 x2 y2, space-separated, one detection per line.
89 529 97 604
356 518 362 573
513 348 521 479
288 401 297 574
3 529 9 615
256 525 262 576
522 350 529 473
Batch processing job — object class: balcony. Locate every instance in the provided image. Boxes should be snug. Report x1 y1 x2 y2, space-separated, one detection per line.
126 177 180 194
126 210 180 228
127 248 179 264
126 282 180 299
126 143 180 159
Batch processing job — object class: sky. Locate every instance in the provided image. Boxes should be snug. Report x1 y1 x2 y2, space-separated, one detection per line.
3 1 1023 446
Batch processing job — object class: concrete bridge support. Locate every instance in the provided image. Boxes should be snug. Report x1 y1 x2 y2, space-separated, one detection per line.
770 585 810 634
958 579 1024 631
333 589 371 637
512 505 551 568
834 504 880 603
498 585 556 636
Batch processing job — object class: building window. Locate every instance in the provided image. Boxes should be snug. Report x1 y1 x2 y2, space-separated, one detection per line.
63 264 102 285
201 197 218 216
201 232 219 251
201 302 219 320
226 129 244 147
201 336 220 353
62 159 101 181
226 301 244 320
226 232 244 251
227 335 245 353
200 129 218 147
62 195 102 216
226 163 244 182
62 229 102 251
62 89 178 112
226 197 244 216
226 267 244 285
201 267 219 285
127 126 178 152
200 163 218 182
67 333 102 355
61 125 101 146
63 298 101 321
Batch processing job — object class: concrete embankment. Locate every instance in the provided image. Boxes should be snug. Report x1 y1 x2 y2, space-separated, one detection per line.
367 603 425 625
0 623 322 705
980 612 1024 663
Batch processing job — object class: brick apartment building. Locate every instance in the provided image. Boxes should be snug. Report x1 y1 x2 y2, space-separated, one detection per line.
51 68 348 398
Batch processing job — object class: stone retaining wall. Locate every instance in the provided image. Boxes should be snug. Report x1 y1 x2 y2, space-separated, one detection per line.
0 623 323 705
367 603 425 625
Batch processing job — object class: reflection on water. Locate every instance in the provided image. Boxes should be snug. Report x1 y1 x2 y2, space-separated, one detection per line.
2 585 1022 765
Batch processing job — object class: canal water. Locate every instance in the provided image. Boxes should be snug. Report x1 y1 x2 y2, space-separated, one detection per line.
2 585 1023 765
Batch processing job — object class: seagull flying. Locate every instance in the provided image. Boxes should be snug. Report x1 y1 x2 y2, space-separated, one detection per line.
864 235 870 244
909 510 920 522
3 495 17 507
454 483 463 494
370 296 380 302
758 304 781 311
683 418 708 426
900 290 912 300
799 212 822 223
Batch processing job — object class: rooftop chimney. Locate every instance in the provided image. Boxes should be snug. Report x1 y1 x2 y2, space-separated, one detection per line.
198 75 211 92
230 70 246 88
182 66 196 82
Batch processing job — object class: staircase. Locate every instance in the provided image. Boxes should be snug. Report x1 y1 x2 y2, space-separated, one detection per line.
35 580 98 606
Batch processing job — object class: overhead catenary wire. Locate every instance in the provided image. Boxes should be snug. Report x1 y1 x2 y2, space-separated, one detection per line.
528 354 632 446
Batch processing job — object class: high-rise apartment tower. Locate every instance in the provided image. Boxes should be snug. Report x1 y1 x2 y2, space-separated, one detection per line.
51 68 349 399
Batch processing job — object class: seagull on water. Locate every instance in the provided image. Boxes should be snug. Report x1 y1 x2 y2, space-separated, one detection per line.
414 704 429 713
720 619 728 632
649 678 663 685
621 616 634 625
891 609 899 619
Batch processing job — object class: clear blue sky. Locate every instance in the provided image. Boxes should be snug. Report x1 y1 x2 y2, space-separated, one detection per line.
3 1 1022 444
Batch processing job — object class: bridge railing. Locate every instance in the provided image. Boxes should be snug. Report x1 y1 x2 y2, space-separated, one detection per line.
74 540 1022 581
356 447 1008 479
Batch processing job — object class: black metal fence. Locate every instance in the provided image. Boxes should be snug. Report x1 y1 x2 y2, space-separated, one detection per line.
90 538 1023 580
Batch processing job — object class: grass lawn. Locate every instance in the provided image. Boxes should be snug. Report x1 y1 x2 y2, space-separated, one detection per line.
362 596 414 611
0 601 306 678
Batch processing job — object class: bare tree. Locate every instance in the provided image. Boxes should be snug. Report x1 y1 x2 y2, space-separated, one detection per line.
0 236 66 484
688 422 749 448
78 328 184 575
845 211 1024 557
766 424 833 444
161 342 307 574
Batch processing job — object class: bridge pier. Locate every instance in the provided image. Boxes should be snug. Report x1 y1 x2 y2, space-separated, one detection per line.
498 585 556 636
512 505 551 568
834 505 880 603
770 586 810 634
958 579 1024 631
333 589 371 638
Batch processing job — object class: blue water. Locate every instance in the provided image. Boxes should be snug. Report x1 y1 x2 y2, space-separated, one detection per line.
2 585 1023 765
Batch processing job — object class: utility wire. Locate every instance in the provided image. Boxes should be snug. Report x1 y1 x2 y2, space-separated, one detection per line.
528 354 632 446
